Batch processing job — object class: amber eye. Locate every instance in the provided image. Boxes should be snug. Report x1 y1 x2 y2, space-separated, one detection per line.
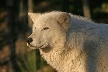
43 27 49 30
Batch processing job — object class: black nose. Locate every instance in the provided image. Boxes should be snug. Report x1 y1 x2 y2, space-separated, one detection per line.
26 38 33 43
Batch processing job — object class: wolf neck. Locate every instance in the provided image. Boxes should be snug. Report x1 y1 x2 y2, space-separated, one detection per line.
39 46 85 72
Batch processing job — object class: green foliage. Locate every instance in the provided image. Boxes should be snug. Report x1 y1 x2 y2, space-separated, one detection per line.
17 50 37 72
101 3 107 9
16 50 47 72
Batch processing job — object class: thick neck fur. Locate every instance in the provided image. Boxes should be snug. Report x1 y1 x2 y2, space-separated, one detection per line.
39 45 86 72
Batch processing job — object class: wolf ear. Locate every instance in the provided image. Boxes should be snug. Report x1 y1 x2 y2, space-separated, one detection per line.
56 12 70 30
28 13 40 22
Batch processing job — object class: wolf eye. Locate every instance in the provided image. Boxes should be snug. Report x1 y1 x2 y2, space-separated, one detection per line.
43 27 49 30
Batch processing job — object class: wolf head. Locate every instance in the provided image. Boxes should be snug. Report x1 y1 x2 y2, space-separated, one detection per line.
26 11 71 49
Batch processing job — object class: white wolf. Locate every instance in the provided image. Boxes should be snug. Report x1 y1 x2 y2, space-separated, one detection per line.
26 11 108 72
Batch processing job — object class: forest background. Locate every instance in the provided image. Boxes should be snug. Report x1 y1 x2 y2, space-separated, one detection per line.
0 0 108 72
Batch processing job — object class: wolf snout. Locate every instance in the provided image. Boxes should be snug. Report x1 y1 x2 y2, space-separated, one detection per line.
26 38 33 44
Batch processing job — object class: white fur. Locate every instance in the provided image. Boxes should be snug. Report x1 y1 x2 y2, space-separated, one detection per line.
27 11 108 72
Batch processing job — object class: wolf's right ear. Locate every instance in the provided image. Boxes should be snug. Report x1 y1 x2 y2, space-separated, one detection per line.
28 13 41 22
55 12 71 30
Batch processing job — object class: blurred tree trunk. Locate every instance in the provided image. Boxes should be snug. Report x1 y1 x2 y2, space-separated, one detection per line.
82 0 91 18
19 0 28 34
6 0 17 72
28 0 33 26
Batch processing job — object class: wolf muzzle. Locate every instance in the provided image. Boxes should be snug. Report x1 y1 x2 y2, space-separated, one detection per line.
26 38 33 44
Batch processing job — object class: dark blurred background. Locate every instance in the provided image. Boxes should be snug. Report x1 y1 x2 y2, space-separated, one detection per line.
0 0 108 72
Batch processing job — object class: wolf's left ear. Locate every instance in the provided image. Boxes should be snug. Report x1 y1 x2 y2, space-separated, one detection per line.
56 12 71 30
28 13 40 22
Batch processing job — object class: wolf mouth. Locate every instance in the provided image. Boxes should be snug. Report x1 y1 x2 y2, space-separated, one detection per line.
29 44 35 48
39 44 47 49
28 43 48 49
